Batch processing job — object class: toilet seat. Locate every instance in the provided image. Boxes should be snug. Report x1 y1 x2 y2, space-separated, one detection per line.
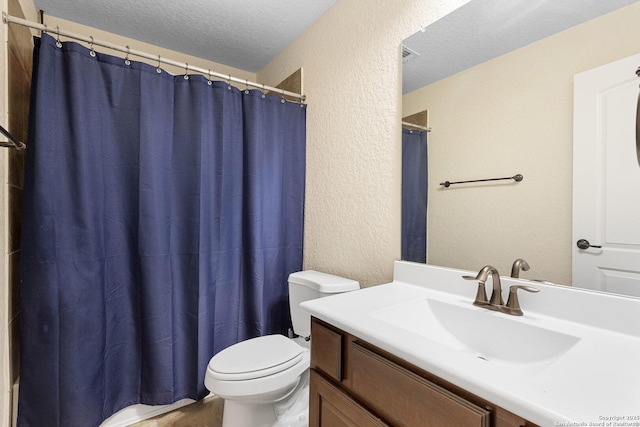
208 335 305 381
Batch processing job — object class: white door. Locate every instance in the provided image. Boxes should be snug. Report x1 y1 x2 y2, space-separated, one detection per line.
573 53 640 298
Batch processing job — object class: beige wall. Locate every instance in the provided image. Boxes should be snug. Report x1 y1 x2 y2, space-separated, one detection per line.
259 0 471 286
402 2 640 285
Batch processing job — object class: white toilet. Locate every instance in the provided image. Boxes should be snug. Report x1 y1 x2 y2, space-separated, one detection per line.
204 270 359 427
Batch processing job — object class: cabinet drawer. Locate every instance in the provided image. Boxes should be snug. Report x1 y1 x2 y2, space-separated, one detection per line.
310 369 389 427
350 342 490 427
311 319 344 382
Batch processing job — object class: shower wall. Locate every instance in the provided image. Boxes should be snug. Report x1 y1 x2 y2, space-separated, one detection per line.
2 0 35 425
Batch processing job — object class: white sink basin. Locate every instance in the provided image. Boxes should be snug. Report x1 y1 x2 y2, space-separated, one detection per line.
370 297 580 373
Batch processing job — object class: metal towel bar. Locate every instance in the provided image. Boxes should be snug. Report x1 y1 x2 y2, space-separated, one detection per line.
440 174 523 188
0 124 26 150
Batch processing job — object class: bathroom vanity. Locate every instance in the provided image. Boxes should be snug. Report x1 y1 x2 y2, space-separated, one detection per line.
301 261 640 426
309 318 535 426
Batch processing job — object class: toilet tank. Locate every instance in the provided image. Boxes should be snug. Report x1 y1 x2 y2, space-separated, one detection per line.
288 270 359 338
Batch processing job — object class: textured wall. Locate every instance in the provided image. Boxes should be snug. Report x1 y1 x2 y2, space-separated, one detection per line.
258 0 470 286
402 2 640 286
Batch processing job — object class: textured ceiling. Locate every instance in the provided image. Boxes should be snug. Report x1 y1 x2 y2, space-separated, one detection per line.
33 0 337 72
403 0 640 94
30 0 639 90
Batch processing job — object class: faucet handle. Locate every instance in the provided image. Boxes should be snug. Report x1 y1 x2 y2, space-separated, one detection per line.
463 275 489 306
505 285 540 316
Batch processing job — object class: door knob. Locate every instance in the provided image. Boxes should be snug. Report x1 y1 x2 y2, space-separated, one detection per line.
576 239 602 250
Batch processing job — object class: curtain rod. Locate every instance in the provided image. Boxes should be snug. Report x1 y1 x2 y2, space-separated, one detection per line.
402 121 431 132
2 12 306 102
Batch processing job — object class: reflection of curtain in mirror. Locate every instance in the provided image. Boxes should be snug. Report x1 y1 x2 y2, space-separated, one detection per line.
636 66 640 167
401 129 427 262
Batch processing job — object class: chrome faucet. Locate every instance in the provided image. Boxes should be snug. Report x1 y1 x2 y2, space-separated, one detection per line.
463 265 539 316
510 258 530 278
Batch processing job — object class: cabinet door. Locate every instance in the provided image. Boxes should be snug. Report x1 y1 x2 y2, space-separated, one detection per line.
350 342 490 427
309 369 388 427
311 320 344 382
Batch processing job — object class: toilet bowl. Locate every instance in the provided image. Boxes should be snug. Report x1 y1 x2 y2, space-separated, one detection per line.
205 334 310 426
204 270 359 427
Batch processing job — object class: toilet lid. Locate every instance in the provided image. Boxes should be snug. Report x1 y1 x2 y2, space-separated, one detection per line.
208 334 305 381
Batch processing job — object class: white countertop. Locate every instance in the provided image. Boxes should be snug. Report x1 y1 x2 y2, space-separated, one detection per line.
300 261 640 427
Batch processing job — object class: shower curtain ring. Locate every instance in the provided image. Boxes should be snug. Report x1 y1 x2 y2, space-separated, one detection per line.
55 26 62 48
261 84 266 99
207 69 212 86
156 55 162 73
281 88 286 103
184 63 189 80
89 36 96 57
245 80 250 94
124 46 131 66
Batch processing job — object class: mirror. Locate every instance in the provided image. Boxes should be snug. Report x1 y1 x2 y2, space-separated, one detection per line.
401 0 640 292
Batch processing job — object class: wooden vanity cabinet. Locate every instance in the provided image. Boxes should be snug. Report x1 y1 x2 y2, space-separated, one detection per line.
309 370 389 427
309 318 539 427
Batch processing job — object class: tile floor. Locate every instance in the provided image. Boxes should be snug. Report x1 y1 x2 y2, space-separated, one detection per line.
130 397 224 427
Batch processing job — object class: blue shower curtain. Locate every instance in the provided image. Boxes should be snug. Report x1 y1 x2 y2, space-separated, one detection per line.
18 34 306 427
401 128 427 262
